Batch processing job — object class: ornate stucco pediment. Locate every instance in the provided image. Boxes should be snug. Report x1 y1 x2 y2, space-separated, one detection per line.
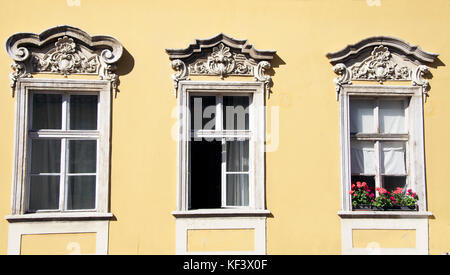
166 33 276 97
326 36 439 100
5 25 123 95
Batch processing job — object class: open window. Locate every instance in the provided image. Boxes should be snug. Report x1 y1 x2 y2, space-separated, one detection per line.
166 34 276 255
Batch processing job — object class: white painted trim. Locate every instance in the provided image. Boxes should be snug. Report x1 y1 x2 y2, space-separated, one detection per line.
340 85 427 212
10 78 111 216
175 217 266 255
7 220 109 255
177 81 266 212
6 212 114 222
340 217 429 255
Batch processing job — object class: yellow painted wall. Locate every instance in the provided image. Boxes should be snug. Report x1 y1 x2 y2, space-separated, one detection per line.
0 0 450 254
187 229 254 252
20 233 96 255
352 230 416 249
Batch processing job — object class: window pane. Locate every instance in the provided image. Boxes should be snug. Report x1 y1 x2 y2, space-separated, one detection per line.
30 139 61 174
383 176 407 193
381 142 406 175
223 96 249 130
189 140 222 209
32 94 62 129
350 100 375 134
68 140 97 173
226 174 249 206
379 100 406 134
70 95 98 130
29 176 60 211
67 176 96 210
350 141 376 175
190 96 216 130
226 140 249 172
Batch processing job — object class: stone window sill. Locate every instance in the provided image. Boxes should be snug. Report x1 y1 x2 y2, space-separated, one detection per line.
5 212 114 222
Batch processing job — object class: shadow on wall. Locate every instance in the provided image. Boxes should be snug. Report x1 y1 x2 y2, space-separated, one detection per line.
107 46 135 219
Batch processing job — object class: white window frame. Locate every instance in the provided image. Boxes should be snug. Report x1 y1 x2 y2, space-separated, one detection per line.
339 85 428 213
173 81 268 216
7 78 113 221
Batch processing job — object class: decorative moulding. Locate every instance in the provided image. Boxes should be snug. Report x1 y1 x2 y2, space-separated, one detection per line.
166 33 276 97
326 36 439 101
5 25 123 96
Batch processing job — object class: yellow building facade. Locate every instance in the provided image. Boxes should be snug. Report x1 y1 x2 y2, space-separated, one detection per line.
0 0 449 255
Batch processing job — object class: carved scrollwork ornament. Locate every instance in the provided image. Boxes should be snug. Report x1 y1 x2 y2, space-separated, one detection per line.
412 65 431 102
166 34 277 98
254 61 272 98
332 63 352 101
5 26 123 97
171 59 189 97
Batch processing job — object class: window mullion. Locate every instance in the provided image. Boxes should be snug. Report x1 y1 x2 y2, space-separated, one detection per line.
60 94 69 211
216 95 223 131
221 138 227 208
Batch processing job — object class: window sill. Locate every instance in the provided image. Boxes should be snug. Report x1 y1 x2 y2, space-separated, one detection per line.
338 210 433 219
5 212 114 223
172 209 271 218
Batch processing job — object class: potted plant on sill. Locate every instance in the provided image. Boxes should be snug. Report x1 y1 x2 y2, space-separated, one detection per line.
350 181 375 210
371 187 418 211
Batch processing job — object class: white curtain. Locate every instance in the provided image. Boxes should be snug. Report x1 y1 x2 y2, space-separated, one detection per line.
350 100 375 134
381 142 406 175
379 100 406 134
351 141 376 174
226 140 249 206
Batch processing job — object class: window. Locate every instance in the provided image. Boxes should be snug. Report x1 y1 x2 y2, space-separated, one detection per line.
27 92 99 212
174 81 267 214
8 79 112 218
350 97 409 195
188 95 251 209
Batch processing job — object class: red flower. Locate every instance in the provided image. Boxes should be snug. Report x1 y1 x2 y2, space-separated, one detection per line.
356 181 362 188
349 190 354 195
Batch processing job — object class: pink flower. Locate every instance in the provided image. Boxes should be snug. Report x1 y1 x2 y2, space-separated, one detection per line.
349 190 354 195
376 187 388 195
356 182 362 188
390 196 395 201
393 187 403 194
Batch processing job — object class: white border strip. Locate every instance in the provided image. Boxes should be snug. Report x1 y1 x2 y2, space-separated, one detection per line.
176 217 266 255
341 218 428 255
7 220 109 255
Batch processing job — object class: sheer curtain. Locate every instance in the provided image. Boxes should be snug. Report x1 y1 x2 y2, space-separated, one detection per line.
351 141 376 175
29 139 61 210
350 100 375 134
379 100 406 134
381 142 406 175
226 140 249 206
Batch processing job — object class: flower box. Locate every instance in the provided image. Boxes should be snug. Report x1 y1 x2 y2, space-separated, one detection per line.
352 204 372 211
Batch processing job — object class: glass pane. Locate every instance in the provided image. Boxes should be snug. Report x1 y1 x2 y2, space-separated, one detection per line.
70 95 98 130
226 174 249 206
29 176 60 211
190 96 216 130
67 176 96 210
381 142 406 175
68 140 97 173
379 100 406 134
350 100 375 134
226 140 249 172
383 176 407 193
32 94 62 129
223 96 250 130
30 139 61 173
350 141 376 175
